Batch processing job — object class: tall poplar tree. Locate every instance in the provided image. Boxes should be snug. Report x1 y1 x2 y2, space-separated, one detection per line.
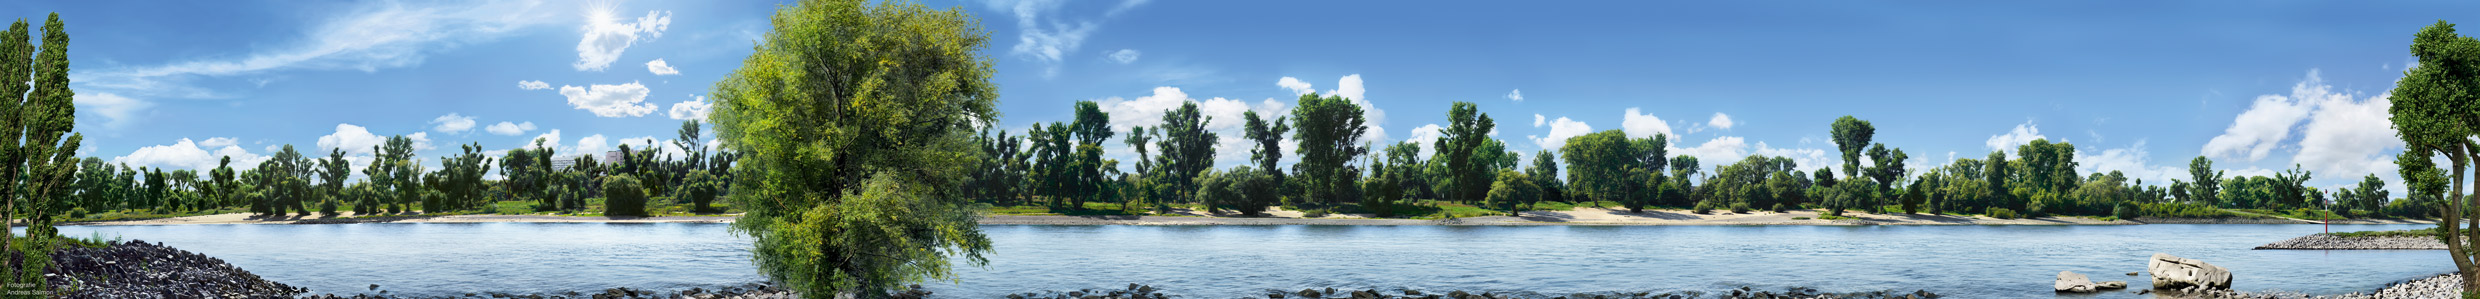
0 14 78 287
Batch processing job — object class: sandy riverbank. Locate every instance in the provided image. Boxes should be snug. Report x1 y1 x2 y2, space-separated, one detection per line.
64 212 739 226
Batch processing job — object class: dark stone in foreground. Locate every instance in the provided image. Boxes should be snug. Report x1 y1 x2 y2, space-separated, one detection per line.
47 239 308 298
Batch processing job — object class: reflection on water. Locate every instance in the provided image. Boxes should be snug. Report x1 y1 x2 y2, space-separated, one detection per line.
55 223 2448 298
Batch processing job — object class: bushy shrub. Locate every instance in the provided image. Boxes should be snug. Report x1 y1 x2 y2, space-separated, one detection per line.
603 175 648 217
1987 208 2021 220
1692 201 1713 214
2112 202 2139 220
1770 203 1786 213
1729 202 1750 214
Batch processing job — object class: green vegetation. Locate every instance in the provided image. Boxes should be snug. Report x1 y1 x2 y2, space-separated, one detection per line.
602 175 647 217
0 13 78 292
710 0 997 295
2390 21 2480 293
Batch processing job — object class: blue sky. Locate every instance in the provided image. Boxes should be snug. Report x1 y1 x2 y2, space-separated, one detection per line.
6 0 2465 193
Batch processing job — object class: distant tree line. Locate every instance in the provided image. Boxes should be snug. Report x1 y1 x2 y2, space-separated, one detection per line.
960 100 2443 220
65 120 738 219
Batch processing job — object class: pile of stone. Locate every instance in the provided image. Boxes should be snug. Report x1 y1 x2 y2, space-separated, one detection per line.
2253 234 2445 250
1006 283 1172 299
46 239 309 298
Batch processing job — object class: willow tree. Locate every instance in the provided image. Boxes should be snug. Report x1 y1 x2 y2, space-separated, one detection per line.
710 0 996 295
0 13 78 288
2390 20 2480 295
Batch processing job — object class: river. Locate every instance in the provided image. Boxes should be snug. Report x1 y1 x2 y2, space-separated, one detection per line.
52 223 2448 298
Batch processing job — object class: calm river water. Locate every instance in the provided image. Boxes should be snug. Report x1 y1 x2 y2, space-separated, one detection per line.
52 223 2449 298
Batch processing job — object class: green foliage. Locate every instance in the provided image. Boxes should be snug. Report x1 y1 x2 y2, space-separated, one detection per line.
1435 102 1495 206
1728 202 1750 214
0 14 79 289
1291 94 1366 208
1154 102 1217 213
603 175 648 217
709 0 997 295
1830 116 1873 178
1691 201 1713 214
1987 208 2021 220
1484 170 1539 216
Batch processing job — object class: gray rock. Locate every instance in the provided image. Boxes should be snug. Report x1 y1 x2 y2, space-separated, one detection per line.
2147 253 2233 290
2055 270 2099 293
2096 281 2126 290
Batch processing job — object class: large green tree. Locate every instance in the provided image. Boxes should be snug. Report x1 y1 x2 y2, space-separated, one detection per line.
1436 102 1496 206
1155 102 1217 213
2187 156 2223 206
2389 20 2480 293
708 0 996 295
0 14 77 287
1830 116 1874 178
1292 94 1367 208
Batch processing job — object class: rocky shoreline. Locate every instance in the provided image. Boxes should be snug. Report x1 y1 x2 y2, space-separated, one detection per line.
2144 273 2463 299
2253 234 2446 250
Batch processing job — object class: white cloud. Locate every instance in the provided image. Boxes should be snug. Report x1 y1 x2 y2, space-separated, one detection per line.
1707 112 1735 130
74 1 559 99
645 59 680 75
1660 136 1838 174
575 7 671 71
1670 136 1747 165
1620 107 1673 139
1505 89 1524 102
1321 75 1387 145
518 80 552 90
558 81 655 117
1533 114 1545 128
526 129 564 151
1528 116 1592 151
668 95 713 121
576 134 613 154
1407 124 1445 157
316 123 432 155
73 92 153 129
200 137 240 147
2075 140 2184 186
996 0 1140 76
431 113 477 133
1107 49 1140 64
1986 121 2046 155
2292 82 2401 179
2201 71 2324 162
114 138 271 171
1276 77 1314 95
486 121 537 136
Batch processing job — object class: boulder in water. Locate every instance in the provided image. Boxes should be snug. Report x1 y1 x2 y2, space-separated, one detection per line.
2096 281 2127 290
2055 271 2099 293
2147 253 2232 290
